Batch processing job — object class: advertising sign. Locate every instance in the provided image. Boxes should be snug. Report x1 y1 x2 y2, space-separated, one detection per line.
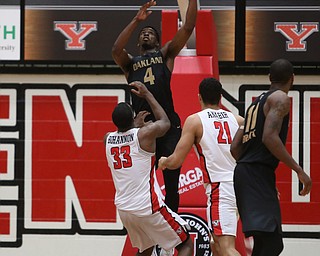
24 9 161 62
0 6 20 60
246 8 320 62
24 6 320 64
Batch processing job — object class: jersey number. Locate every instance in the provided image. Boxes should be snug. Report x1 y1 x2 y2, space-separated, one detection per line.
144 67 155 85
214 121 232 144
110 146 132 169
244 102 259 133
242 102 260 143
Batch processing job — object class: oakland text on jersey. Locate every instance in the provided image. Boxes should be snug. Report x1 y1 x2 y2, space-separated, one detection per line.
107 133 134 144
207 110 228 119
132 56 163 71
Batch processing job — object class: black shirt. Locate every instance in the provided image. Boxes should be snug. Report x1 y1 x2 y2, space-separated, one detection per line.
238 89 289 169
127 50 180 127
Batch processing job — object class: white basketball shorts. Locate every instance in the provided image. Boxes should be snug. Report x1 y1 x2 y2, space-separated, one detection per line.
118 205 189 253
204 181 238 236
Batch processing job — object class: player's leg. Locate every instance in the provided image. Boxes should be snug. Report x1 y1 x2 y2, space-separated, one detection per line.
175 236 193 256
136 247 154 256
162 168 180 212
206 182 240 256
156 126 182 212
251 230 284 256
145 206 192 255
212 234 240 256
210 234 221 255
118 210 155 255
251 234 263 256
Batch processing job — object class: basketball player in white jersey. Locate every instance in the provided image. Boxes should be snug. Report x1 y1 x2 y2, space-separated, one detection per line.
104 81 193 256
159 78 243 256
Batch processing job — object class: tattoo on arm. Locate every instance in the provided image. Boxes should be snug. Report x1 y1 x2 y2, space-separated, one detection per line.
268 99 289 131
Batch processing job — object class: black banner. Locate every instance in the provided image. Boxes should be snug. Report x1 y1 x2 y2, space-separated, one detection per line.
245 10 320 62
24 0 318 7
24 9 161 61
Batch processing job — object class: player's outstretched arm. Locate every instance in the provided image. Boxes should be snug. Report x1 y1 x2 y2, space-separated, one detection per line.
112 1 157 73
162 0 197 63
159 114 199 170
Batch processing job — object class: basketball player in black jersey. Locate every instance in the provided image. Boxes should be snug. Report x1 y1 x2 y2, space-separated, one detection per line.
112 0 197 214
231 59 312 256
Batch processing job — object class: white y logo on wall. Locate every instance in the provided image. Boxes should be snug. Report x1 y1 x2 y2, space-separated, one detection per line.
54 21 97 50
275 22 319 51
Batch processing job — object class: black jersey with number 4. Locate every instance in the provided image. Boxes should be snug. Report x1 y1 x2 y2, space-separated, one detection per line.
238 89 289 169
127 51 180 127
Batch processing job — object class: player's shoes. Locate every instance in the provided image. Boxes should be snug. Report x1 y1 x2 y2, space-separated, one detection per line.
159 248 174 256
152 245 174 256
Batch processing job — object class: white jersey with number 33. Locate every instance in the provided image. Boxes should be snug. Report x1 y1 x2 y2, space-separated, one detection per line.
105 128 164 216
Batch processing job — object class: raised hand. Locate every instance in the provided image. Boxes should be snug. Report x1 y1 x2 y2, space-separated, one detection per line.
129 81 151 98
135 0 157 22
134 110 151 128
